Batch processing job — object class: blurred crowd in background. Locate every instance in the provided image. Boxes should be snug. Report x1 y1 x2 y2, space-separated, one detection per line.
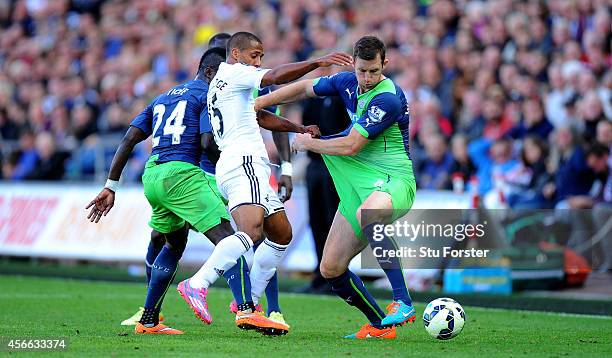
0 0 611 210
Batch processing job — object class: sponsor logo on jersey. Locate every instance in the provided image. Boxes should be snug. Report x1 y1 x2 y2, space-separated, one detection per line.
358 99 365 110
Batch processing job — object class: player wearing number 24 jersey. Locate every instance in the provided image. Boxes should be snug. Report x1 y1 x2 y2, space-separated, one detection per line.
131 81 206 164
86 46 288 335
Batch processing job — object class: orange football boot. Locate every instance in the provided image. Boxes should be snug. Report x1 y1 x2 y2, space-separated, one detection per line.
344 324 396 339
235 310 289 336
135 322 183 335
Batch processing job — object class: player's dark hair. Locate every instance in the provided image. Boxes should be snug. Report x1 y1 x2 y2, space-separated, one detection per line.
586 142 609 158
197 47 226 77
227 31 262 57
208 32 231 50
353 36 386 64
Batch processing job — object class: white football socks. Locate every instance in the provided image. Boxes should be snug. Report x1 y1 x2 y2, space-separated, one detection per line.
250 239 289 305
243 246 254 269
189 232 253 289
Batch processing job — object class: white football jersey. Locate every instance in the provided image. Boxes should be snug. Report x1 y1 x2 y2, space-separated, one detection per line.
207 62 270 161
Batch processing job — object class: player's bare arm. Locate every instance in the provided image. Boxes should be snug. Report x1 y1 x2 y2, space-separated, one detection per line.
260 53 352 88
292 128 368 156
86 126 148 223
254 80 318 111
256 109 321 137
272 131 292 202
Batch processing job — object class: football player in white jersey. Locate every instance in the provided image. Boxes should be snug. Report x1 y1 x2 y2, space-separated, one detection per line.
177 32 352 333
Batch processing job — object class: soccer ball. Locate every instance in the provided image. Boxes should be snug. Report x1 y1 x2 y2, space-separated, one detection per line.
422 297 466 340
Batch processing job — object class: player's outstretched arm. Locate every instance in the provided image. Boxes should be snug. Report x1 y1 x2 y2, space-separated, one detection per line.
255 80 317 111
260 52 352 88
86 126 148 223
107 126 148 181
256 109 321 138
292 128 368 156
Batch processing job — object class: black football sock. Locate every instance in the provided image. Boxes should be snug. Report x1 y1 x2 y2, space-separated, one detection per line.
327 270 385 328
363 222 412 305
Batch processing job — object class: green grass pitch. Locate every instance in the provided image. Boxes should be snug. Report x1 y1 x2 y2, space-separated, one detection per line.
1 275 611 357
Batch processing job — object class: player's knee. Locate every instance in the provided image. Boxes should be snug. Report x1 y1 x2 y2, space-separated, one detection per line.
235 213 265 243
165 228 188 254
320 260 345 279
165 237 187 255
150 230 165 247
356 205 391 228
205 219 235 245
270 225 292 246
242 224 264 244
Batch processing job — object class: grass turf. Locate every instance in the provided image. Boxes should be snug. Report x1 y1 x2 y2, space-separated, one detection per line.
1 275 610 357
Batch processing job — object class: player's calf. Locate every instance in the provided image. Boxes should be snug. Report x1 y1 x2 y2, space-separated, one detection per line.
203 219 235 245
145 231 165 284
140 226 188 329
249 211 292 305
325 270 386 328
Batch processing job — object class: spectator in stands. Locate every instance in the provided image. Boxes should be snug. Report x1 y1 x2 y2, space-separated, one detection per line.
508 97 554 140
0 109 19 140
100 103 129 134
9 130 38 180
565 143 612 272
410 97 453 140
71 104 97 142
544 126 595 207
417 134 454 190
1 151 19 180
0 0 608 219
571 143 612 209
545 64 571 129
445 134 475 193
26 132 69 180
469 136 519 197
506 136 551 209
456 88 484 141
578 91 607 142
596 120 612 147
481 87 513 141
